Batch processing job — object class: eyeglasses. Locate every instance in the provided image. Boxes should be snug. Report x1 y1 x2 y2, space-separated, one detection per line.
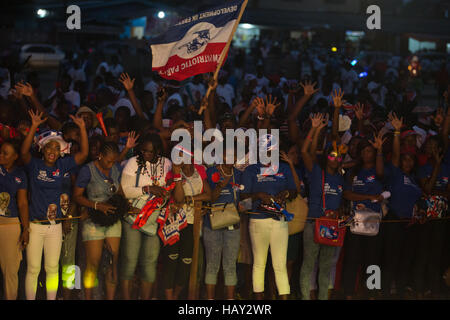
327 155 343 162
104 178 117 193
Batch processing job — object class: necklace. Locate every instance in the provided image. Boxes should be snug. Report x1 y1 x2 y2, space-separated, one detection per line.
143 157 164 186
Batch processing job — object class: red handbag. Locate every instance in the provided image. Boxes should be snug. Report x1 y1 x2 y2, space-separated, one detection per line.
313 170 346 247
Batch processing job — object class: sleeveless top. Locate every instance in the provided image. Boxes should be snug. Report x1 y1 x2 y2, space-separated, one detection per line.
85 162 121 203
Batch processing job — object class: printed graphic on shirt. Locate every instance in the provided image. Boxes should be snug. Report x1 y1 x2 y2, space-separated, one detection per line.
324 183 342 196
0 192 11 216
47 203 57 221
353 175 376 186
60 193 70 216
37 170 55 183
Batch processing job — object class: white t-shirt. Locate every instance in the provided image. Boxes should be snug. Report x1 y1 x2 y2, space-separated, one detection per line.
121 156 172 200
109 64 124 78
368 81 388 107
0 68 11 99
48 89 80 113
256 76 269 90
184 82 206 105
112 97 136 116
96 62 109 76
164 93 184 115
341 68 358 94
216 84 235 108
144 80 159 113
68 67 86 83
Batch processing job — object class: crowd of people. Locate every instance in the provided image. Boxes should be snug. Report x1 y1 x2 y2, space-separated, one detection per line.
0 39 450 301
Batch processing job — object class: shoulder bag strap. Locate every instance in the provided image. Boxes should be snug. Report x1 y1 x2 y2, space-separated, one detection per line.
232 169 237 207
322 169 325 213
135 166 142 187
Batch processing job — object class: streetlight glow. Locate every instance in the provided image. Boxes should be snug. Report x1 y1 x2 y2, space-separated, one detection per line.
158 11 165 19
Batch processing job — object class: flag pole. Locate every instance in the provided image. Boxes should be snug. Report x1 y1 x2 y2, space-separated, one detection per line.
198 0 249 115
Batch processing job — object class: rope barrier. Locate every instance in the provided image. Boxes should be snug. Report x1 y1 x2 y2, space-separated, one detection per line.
1 204 450 225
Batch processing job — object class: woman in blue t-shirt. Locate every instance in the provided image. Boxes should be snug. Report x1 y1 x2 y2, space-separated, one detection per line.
73 142 123 300
0 140 29 300
203 148 242 300
380 114 423 298
299 113 345 300
413 135 450 298
241 136 297 300
341 135 386 300
20 109 88 300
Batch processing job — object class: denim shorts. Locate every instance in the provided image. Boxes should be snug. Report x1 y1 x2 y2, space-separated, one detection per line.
81 218 122 241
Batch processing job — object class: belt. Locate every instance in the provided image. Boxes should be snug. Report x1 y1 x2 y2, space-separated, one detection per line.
32 220 61 225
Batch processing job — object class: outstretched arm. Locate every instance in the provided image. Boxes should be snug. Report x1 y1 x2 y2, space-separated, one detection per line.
69 115 89 165
388 112 403 168
369 131 386 179
153 87 167 131
331 88 345 141
16 82 62 131
119 73 145 119
20 109 47 165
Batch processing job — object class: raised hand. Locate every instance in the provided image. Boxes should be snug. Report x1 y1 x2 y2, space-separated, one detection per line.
280 151 293 165
265 94 281 116
354 102 364 120
310 113 326 129
125 131 140 149
208 78 218 91
332 88 345 108
69 114 86 129
369 131 386 151
15 81 34 97
253 97 265 116
28 109 47 127
388 112 403 131
300 80 319 96
119 72 135 91
157 86 168 102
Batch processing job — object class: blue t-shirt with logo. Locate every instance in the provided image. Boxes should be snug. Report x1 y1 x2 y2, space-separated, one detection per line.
242 163 297 219
417 162 450 191
204 166 242 229
344 167 383 212
307 163 345 218
26 156 77 221
0 165 28 218
385 164 422 218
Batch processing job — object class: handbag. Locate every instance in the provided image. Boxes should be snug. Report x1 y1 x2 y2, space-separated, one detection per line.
314 170 346 247
287 195 308 235
124 166 162 236
209 169 241 230
349 206 382 236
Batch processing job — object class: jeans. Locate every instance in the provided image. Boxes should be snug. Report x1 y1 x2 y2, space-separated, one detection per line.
203 224 240 286
299 222 336 300
249 218 290 295
25 223 62 300
161 224 194 290
120 220 160 283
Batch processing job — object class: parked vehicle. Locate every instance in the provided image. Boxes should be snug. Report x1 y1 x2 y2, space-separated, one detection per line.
19 44 65 68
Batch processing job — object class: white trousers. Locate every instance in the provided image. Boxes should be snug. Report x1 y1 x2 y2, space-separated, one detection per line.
249 218 290 295
26 223 62 300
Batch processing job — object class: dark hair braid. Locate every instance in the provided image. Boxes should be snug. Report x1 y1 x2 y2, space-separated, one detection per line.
135 133 163 175
99 141 120 156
